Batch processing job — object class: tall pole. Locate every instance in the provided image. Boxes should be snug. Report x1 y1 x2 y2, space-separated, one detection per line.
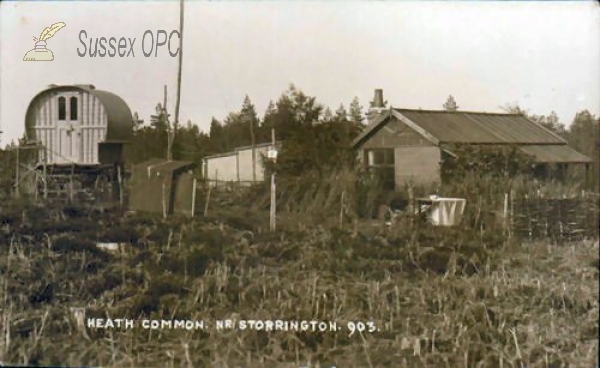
250 117 256 182
163 85 167 116
171 0 184 162
15 146 19 198
43 147 47 199
164 85 170 160
191 178 197 217
270 128 276 231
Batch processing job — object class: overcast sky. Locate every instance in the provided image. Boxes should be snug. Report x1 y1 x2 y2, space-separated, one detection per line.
1 1 599 145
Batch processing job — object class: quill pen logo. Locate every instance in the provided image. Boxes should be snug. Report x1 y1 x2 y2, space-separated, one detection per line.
23 22 66 61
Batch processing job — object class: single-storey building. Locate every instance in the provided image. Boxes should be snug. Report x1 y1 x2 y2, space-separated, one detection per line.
202 142 281 186
353 90 592 190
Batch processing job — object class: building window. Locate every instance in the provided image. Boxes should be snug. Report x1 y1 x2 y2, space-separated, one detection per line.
366 148 395 166
70 97 78 120
58 96 66 120
365 148 395 190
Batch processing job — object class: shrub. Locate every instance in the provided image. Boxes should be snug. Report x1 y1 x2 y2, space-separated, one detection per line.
28 282 55 305
131 274 187 317
99 224 140 243
86 273 122 298
186 247 222 276
52 236 112 261
61 205 89 218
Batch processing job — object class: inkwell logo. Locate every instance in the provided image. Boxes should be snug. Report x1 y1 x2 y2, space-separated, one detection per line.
23 22 66 61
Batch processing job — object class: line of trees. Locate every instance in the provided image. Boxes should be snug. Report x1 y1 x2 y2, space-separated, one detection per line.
129 84 367 177
129 89 598 189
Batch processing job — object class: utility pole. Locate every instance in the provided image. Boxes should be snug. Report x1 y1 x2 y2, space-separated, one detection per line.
268 128 277 231
164 85 171 160
250 116 256 182
15 145 19 198
171 0 184 162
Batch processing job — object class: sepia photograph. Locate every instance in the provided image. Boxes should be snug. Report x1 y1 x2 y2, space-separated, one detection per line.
0 1 599 367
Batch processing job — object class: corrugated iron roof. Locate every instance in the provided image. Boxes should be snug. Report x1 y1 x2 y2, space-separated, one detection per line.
135 158 195 178
151 160 195 174
203 141 283 160
519 145 592 163
234 141 278 152
396 109 566 144
352 108 591 164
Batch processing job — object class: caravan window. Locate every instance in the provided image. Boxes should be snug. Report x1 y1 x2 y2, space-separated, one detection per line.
58 97 66 120
70 97 78 120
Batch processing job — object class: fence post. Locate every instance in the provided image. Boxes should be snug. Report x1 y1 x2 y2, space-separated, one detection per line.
117 165 123 208
162 180 167 219
191 178 197 217
509 189 514 240
43 149 47 199
503 192 509 238
34 171 39 201
69 164 74 203
340 190 345 228
544 195 548 240
15 146 19 198
204 184 211 217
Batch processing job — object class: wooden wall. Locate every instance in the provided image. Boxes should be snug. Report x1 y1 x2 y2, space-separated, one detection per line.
362 117 433 149
358 116 441 188
394 146 441 188
204 154 238 182
236 146 268 182
31 90 107 165
204 146 269 184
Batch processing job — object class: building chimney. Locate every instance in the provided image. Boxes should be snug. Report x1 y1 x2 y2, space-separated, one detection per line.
373 89 384 109
367 88 386 124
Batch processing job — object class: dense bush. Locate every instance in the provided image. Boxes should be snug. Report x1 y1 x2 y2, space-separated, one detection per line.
51 235 112 262
99 224 141 243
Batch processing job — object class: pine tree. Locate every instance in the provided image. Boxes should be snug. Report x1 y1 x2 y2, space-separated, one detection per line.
443 95 459 112
349 97 365 127
208 117 225 154
533 111 567 138
335 104 347 122
132 112 144 132
241 95 261 145
321 107 333 123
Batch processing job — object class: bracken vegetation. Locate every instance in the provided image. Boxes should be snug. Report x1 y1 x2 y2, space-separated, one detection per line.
0 199 597 367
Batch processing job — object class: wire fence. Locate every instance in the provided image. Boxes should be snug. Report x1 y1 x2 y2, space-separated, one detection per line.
203 179 262 191
510 192 598 242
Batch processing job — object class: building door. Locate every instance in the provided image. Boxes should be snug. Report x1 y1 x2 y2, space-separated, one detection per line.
57 95 81 164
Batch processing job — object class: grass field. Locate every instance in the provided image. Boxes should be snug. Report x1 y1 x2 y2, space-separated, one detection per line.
0 202 597 367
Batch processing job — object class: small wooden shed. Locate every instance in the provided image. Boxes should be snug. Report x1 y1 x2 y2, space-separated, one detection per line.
129 158 196 216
